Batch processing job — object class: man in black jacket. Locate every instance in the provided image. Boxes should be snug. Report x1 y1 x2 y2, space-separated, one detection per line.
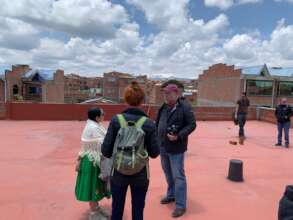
275 98 293 148
156 83 196 218
279 185 293 220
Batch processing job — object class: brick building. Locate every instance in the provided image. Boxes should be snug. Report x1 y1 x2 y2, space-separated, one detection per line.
197 63 293 107
0 66 9 102
146 81 164 105
0 65 64 103
103 71 147 103
64 74 103 103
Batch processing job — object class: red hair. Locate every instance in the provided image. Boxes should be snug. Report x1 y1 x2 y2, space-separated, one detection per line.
124 81 145 106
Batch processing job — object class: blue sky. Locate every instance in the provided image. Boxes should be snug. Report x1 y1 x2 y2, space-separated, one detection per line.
190 1 293 37
117 0 293 40
0 0 293 78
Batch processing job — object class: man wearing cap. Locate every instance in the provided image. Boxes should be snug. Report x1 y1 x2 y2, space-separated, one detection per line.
156 83 196 218
275 98 293 148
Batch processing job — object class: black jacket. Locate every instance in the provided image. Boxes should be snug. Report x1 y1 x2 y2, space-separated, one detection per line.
102 108 159 186
279 185 293 220
156 99 196 154
275 105 293 123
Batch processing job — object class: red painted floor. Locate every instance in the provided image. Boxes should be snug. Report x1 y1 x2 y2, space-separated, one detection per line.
0 120 292 220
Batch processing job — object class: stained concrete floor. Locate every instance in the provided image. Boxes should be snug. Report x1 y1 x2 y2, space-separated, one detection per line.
0 120 292 220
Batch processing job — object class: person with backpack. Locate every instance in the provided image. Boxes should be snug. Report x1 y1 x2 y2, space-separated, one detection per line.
275 98 293 148
102 81 159 220
156 83 196 218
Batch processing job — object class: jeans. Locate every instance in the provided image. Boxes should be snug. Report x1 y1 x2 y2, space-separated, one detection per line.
111 181 149 220
160 147 187 209
238 113 247 137
277 122 291 145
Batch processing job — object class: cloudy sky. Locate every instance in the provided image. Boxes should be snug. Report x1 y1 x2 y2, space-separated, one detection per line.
0 0 293 78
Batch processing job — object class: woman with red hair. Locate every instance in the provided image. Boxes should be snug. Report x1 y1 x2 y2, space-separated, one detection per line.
102 81 159 220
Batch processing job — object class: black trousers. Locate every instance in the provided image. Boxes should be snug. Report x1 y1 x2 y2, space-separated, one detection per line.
238 113 247 137
111 181 149 220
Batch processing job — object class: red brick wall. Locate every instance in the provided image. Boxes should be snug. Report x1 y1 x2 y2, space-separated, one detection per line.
6 65 30 101
149 85 164 105
0 81 4 102
198 63 242 106
275 97 293 106
195 106 256 121
42 70 65 103
256 107 293 127
103 73 120 101
247 96 273 107
3 103 257 121
5 103 157 121
0 102 5 119
258 108 277 124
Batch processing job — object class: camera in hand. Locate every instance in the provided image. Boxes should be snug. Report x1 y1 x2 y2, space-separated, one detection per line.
167 124 179 135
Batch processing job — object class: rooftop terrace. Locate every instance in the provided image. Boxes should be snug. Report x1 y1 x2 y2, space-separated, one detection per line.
0 120 292 220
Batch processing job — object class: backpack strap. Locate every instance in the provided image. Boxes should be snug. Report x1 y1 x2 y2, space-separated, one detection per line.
135 116 147 129
117 114 127 128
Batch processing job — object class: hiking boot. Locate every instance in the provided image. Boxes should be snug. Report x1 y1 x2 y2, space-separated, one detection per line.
172 208 186 218
239 136 244 145
160 197 175 204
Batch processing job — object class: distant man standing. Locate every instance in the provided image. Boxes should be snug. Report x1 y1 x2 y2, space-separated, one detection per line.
275 98 293 148
156 83 196 218
235 92 250 143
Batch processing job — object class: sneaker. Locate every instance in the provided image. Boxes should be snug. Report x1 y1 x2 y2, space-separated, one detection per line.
96 206 110 218
275 143 282 146
160 197 175 204
172 208 186 218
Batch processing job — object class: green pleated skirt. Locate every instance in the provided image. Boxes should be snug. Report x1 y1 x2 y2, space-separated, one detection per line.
75 155 111 202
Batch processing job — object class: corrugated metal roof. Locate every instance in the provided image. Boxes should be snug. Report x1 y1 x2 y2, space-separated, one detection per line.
267 67 293 77
240 65 293 77
240 66 264 75
23 69 55 81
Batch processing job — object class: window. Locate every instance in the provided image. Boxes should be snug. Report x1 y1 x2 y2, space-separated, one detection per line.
279 81 293 96
137 79 145 84
13 85 19 95
29 87 42 95
246 80 273 96
108 77 116 82
107 88 115 94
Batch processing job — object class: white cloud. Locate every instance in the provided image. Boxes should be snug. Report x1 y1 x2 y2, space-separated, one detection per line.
222 19 293 67
0 17 40 50
204 0 262 10
127 0 189 30
0 1 293 79
274 0 293 3
267 19 293 60
205 0 234 10
0 0 129 39
223 33 260 60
